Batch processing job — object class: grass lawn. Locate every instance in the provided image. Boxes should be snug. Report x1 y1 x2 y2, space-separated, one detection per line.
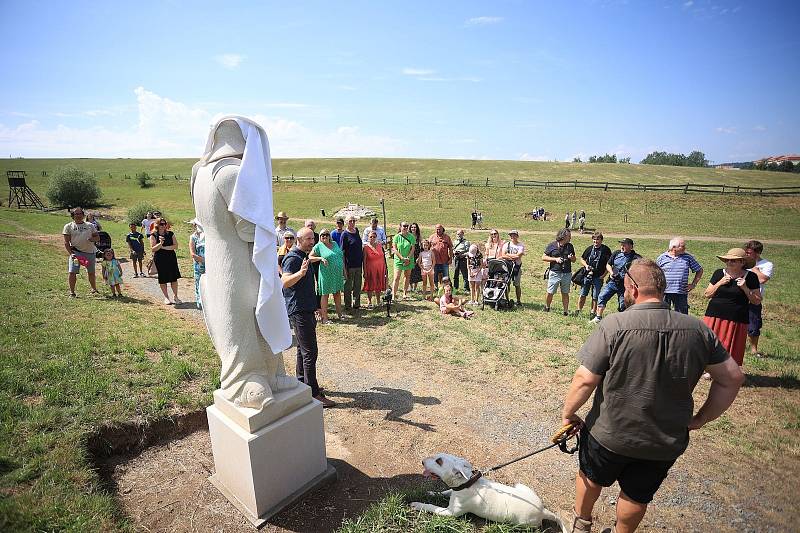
0 236 220 532
1 157 799 531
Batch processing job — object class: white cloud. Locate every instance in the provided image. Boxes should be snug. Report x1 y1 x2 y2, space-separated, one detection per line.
0 88 405 158
715 126 736 134
683 1 694 7
465 16 504 27
418 76 482 83
402 67 436 76
519 153 551 162
214 53 244 69
753 125 767 132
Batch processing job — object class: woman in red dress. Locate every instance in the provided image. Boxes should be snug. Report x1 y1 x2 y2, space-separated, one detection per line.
362 230 387 309
703 248 761 372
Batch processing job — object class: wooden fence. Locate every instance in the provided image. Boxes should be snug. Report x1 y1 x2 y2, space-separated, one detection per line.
269 174 800 196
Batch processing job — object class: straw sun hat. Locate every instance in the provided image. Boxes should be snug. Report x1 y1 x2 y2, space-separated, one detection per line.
716 248 756 269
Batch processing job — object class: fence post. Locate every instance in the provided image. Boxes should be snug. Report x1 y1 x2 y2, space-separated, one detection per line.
357 175 361 184
406 175 409 185
312 176 316 183
721 185 725 194
486 177 489 187
434 177 438 186
574 180 577 190
383 178 386 185
684 183 689 194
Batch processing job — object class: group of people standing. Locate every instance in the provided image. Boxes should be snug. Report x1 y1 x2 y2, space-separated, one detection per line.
63 208 206 309
542 227 773 374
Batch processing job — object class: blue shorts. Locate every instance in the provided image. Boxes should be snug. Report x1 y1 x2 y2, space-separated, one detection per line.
434 263 449 282
748 304 763 337
67 250 96 274
579 276 603 299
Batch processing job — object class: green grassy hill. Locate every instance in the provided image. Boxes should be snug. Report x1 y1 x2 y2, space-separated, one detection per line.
3 157 798 189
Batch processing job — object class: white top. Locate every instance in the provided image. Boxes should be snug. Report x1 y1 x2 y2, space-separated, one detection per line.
503 240 526 266
141 218 155 235
750 258 774 298
62 221 97 253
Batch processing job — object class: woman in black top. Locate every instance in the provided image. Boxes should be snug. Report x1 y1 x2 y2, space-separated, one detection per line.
703 248 760 367
150 217 182 305
409 222 423 291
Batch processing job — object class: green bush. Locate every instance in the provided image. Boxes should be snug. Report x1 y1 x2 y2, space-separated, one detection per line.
136 171 153 188
126 202 162 226
45 166 102 208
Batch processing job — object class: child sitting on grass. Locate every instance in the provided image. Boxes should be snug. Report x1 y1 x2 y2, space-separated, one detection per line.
101 248 124 297
417 239 435 300
439 278 474 319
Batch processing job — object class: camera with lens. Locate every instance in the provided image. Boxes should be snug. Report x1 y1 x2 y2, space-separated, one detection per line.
382 288 393 304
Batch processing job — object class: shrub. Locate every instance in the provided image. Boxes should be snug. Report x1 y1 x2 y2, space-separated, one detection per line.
136 171 153 188
45 166 102 208
126 202 163 226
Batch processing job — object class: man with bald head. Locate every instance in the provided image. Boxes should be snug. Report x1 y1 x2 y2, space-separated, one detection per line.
560 259 743 533
282 227 335 407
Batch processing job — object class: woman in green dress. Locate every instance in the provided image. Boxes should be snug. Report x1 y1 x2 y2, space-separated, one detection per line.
391 221 416 300
310 228 346 323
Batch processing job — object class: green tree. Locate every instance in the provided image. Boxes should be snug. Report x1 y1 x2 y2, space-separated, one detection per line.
46 166 102 208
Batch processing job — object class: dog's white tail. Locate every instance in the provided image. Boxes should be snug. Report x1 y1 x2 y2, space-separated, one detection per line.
541 508 569 533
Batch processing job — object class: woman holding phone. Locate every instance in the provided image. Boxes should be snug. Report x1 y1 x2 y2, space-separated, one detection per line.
150 217 182 304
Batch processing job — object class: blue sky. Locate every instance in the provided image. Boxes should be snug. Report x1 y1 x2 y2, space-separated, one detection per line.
1 0 797 163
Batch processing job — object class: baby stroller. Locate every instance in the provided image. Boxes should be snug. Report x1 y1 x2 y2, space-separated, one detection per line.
482 258 517 310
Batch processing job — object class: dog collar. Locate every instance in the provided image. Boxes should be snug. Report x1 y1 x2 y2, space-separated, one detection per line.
450 470 482 491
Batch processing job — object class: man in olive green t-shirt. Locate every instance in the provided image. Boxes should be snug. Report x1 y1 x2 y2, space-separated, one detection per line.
559 259 744 533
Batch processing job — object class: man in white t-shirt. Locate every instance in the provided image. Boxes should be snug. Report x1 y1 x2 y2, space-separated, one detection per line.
141 212 155 238
62 207 100 297
744 240 774 358
502 229 526 306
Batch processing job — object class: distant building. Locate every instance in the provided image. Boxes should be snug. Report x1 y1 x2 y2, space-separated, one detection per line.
754 154 800 166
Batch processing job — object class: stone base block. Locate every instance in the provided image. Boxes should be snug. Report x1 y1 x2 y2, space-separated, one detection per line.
213 383 312 434
207 402 335 528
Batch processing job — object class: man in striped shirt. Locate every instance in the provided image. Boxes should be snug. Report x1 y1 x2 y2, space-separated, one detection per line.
656 237 703 314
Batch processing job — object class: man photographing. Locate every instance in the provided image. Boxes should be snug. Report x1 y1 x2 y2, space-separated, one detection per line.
560 259 743 533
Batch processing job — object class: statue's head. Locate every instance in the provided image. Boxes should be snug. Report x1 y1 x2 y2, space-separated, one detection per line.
206 119 246 163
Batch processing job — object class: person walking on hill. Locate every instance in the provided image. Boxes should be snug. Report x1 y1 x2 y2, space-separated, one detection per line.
656 237 703 315
744 240 773 358
543 228 576 315
560 259 743 533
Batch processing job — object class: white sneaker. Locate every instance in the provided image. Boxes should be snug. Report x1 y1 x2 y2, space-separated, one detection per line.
164 298 173 305
173 297 182 304
590 316 602 324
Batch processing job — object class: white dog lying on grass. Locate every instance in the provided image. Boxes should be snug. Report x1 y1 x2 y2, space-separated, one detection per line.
410 453 567 532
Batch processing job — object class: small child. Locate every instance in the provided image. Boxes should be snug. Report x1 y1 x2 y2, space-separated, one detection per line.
126 223 146 277
439 280 474 319
417 239 435 301
101 248 124 297
466 243 485 305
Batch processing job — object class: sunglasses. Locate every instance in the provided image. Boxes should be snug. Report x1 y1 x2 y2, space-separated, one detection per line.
285 236 295 240
625 270 639 290
402 224 409 228
320 234 330 238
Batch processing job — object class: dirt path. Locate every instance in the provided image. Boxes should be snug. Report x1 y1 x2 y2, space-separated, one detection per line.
12 231 796 532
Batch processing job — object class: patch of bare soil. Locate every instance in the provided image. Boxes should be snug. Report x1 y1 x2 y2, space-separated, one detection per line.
101 321 797 533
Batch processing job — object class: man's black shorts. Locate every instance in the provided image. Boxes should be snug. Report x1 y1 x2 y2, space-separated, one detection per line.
579 429 675 504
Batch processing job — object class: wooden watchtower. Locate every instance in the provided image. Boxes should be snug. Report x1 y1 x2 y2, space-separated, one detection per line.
7 171 45 209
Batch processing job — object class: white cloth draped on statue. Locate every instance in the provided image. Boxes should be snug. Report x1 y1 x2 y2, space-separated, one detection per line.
206 115 292 354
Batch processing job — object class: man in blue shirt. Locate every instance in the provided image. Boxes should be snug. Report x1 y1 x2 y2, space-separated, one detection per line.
340 216 364 310
362 217 387 246
330 217 345 247
282 227 335 407
656 237 703 314
591 238 641 324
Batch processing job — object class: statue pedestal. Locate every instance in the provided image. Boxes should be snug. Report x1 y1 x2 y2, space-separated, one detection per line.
207 393 336 528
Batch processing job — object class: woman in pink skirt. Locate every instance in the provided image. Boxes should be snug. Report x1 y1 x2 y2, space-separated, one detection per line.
362 230 387 309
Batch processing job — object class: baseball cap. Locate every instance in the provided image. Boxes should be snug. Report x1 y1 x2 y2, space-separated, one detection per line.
619 238 634 246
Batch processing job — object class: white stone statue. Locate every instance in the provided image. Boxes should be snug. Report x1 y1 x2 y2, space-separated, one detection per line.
191 117 297 410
